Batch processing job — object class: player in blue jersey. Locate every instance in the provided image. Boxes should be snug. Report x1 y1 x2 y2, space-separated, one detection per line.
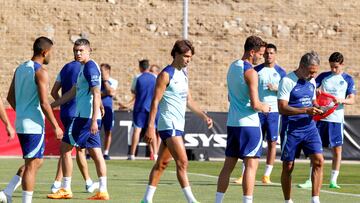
47 39 109 200
100 63 118 160
141 40 213 203
278 51 324 203
49 60 99 193
5 37 64 203
298 52 356 189
128 59 159 161
215 36 270 203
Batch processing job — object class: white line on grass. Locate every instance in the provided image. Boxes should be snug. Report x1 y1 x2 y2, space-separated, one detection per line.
168 171 360 198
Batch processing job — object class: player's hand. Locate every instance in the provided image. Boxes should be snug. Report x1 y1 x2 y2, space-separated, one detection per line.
261 103 271 113
204 116 213 129
334 97 344 105
144 126 156 144
54 127 63 140
102 70 110 81
6 124 16 142
267 83 278 91
305 107 323 115
90 120 99 135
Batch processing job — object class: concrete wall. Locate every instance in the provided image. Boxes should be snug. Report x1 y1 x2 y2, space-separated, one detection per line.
0 0 359 113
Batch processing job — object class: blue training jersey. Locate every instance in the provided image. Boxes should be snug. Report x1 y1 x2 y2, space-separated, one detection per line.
227 59 259 127
254 64 286 112
101 77 118 108
157 65 188 131
131 72 157 112
75 60 102 119
56 61 81 119
278 71 316 123
14 60 45 134
316 71 356 123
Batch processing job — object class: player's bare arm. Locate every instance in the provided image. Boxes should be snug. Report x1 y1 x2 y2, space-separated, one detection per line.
7 74 16 110
50 81 62 100
278 99 323 116
35 67 63 140
90 86 101 135
186 91 213 129
51 85 76 108
245 68 270 113
0 98 15 140
144 71 168 143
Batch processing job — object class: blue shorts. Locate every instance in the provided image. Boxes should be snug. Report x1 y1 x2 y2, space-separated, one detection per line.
61 116 74 130
158 129 184 141
62 117 102 149
281 124 323 162
316 121 343 147
101 106 114 131
133 111 158 129
133 111 149 129
18 133 45 159
225 126 262 159
259 112 280 142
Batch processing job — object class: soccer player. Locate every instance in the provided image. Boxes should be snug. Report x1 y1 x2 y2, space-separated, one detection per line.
128 59 158 161
0 98 17 202
47 39 109 200
298 52 356 189
5 36 64 203
255 43 286 183
100 63 118 160
215 35 269 203
141 40 213 203
49 60 99 193
278 51 324 203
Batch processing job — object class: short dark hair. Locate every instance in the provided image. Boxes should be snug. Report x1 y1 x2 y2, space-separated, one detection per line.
74 38 90 47
33 36 53 56
139 59 150 69
244 35 267 52
329 52 344 64
266 43 277 52
100 63 111 70
171 39 195 58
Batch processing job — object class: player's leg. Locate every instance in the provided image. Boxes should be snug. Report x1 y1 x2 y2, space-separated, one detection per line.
22 158 44 203
263 112 279 184
75 148 99 193
304 127 324 203
50 158 63 193
129 127 141 160
328 122 343 188
87 147 109 200
216 156 238 202
280 128 299 202
17 133 46 203
0 165 25 202
103 107 114 160
86 118 109 200
281 161 295 201
142 142 172 203
165 133 199 203
103 130 112 160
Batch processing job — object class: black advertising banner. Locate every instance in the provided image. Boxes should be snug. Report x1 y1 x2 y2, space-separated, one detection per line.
104 111 360 160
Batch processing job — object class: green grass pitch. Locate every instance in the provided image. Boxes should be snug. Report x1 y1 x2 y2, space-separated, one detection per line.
0 159 359 202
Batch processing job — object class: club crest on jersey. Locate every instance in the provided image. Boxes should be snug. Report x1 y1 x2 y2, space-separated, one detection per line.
273 73 278 77
340 81 345 85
